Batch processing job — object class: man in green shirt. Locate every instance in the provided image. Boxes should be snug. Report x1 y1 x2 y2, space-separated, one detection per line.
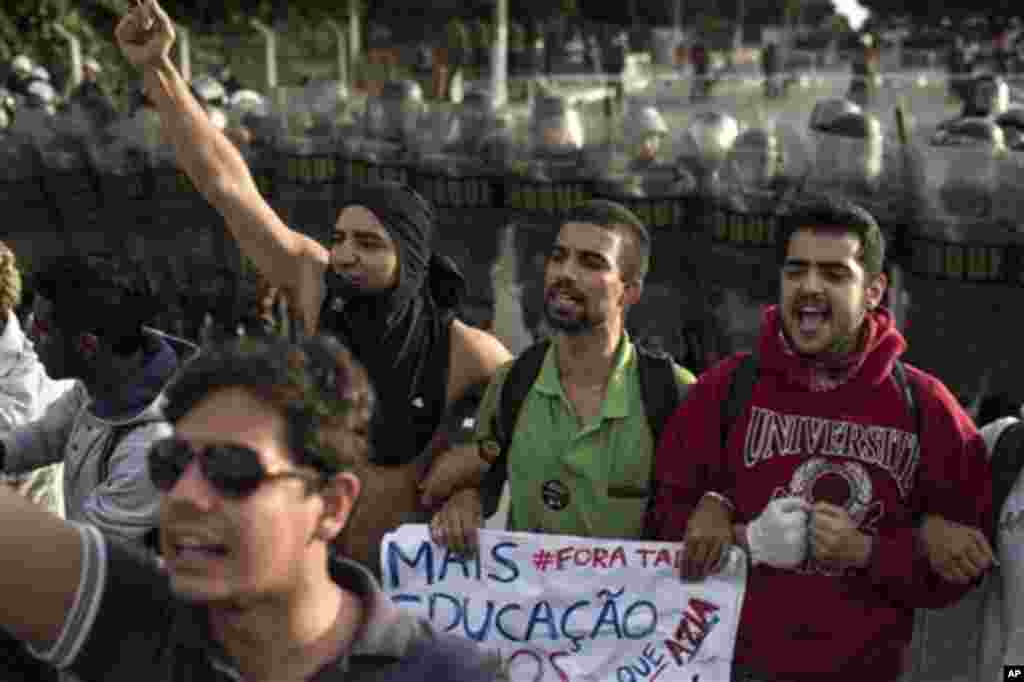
423 200 695 551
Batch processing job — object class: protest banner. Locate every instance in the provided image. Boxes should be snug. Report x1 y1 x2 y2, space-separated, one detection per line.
381 525 748 682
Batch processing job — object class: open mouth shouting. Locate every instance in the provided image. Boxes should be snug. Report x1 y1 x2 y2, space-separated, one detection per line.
546 286 585 317
793 300 831 338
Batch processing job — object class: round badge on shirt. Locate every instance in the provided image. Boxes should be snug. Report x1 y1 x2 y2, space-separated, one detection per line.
541 480 570 510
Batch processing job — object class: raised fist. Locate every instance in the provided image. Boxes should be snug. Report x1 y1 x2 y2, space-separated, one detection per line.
116 0 176 69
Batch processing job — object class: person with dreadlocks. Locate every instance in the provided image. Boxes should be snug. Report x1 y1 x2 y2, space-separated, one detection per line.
118 0 512 575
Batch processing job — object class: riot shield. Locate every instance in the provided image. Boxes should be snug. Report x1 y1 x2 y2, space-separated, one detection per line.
149 145 237 287
274 135 342 246
916 121 1015 242
720 124 811 214
90 131 152 263
0 136 62 273
38 136 102 253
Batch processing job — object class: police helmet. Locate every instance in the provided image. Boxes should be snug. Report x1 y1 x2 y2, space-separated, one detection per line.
965 74 1011 118
531 95 584 150
229 89 269 118
192 75 227 108
809 98 863 133
26 80 57 108
932 117 1006 151
728 128 783 182
683 111 740 166
10 55 32 78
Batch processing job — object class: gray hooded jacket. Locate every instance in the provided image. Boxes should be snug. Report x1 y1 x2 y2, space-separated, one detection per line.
1 329 198 542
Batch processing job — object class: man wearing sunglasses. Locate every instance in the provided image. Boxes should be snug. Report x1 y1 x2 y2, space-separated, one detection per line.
0 254 197 545
0 336 505 681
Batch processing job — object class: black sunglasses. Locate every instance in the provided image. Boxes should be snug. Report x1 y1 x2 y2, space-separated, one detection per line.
148 437 326 499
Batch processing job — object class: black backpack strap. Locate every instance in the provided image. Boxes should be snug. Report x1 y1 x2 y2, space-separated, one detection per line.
891 360 921 441
99 422 147 482
636 347 689 447
721 353 759 451
992 420 1024 532
495 340 551 454
480 340 551 519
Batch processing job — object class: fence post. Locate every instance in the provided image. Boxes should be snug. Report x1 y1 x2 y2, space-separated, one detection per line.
176 24 191 83
348 0 361 75
250 19 278 91
326 19 349 91
52 24 82 98
491 0 508 108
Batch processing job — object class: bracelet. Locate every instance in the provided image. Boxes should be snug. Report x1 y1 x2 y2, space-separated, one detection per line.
702 491 735 512
443 382 487 447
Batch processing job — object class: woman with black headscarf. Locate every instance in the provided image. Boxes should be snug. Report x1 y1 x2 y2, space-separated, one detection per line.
133 28 511 574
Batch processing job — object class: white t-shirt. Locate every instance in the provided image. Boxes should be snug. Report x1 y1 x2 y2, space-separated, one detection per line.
979 416 1024 681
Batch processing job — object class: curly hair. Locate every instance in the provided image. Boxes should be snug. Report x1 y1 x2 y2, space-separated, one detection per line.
30 252 158 355
0 242 22 318
163 335 375 474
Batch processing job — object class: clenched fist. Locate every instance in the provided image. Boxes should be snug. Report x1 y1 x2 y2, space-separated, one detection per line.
917 514 995 584
680 493 734 581
810 502 873 570
430 488 483 557
116 0 176 69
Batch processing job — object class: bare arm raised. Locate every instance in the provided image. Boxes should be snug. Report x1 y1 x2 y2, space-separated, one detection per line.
116 0 327 331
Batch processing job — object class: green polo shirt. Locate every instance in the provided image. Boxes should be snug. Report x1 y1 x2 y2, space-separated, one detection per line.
475 334 695 539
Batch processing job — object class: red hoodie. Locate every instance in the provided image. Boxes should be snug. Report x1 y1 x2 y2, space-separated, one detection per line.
648 306 992 682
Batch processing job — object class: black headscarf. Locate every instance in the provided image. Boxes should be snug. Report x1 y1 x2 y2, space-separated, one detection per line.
320 181 466 465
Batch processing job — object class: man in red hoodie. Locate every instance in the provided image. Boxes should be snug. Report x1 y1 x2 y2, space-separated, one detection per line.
647 195 993 682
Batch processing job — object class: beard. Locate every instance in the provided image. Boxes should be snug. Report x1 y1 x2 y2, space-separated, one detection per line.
542 292 605 336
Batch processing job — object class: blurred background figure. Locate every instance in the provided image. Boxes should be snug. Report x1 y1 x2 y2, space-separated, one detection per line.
924 117 1010 238
996 107 1024 149
440 87 512 166
961 74 1011 120
6 78 57 146
625 105 669 171
762 41 781 99
678 110 740 198
511 93 589 182
441 14 470 102
947 35 973 103
67 57 118 135
5 55 34 99
848 32 881 108
690 39 711 101
0 88 13 134
807 109 884 197
976 391 1020 428
191 74 228 130
529 94 584 158
217 65 242 97
722 127 790 212
0 241 75 518
362 78 425 155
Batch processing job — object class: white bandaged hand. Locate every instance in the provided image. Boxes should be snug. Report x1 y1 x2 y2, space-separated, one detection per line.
747 497 811 568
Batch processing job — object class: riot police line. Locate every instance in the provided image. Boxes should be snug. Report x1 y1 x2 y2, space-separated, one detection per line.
2 116 1023 287
3 69 1024 384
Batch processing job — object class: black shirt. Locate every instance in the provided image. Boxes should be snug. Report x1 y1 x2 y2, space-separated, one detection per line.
34 524 503 682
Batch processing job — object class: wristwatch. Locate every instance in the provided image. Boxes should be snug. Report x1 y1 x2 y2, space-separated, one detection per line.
478 438 501 466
